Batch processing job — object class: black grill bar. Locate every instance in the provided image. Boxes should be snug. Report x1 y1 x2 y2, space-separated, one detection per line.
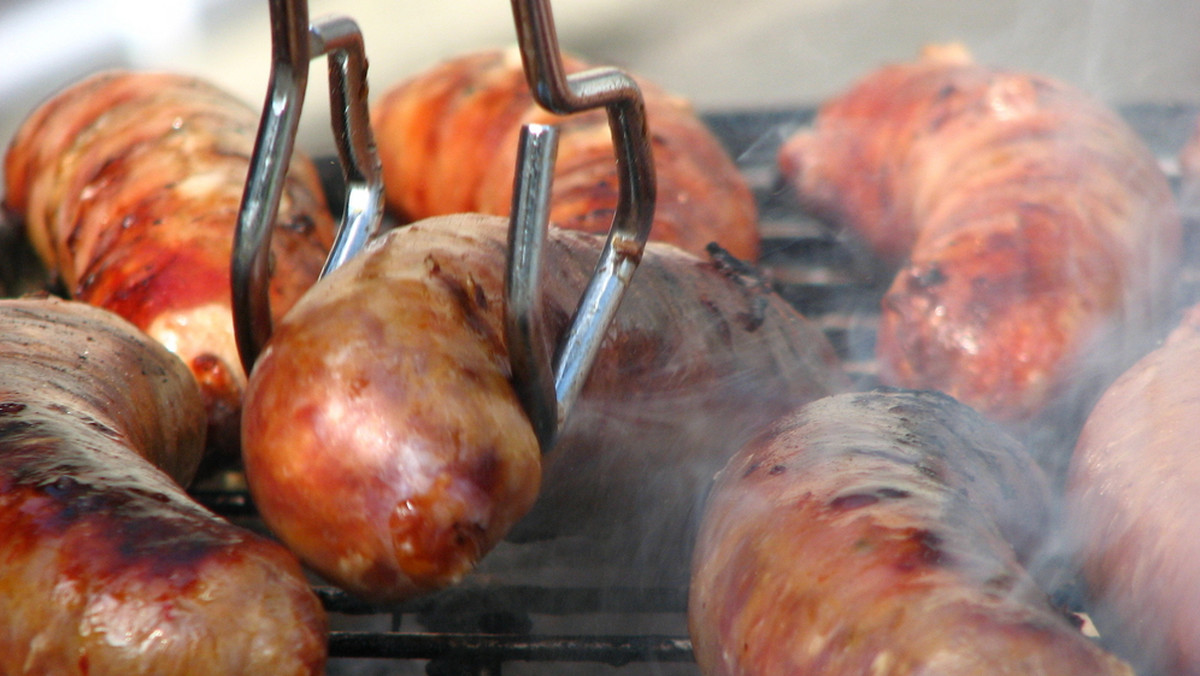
329 632 694 665
316 584 689 616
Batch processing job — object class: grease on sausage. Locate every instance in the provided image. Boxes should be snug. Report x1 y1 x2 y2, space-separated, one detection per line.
241 213 847 602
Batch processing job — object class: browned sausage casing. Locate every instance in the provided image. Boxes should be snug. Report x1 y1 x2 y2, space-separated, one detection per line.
241 213 848 602
0 296 326 675
777 44 1181 435
689 389 1133 676
3 70 337 453
371 48 761 260
1066 303 1200 676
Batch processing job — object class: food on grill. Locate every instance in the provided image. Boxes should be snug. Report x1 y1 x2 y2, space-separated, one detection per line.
370 48 760 260
777 44 1181 442
1065 303 1200 676
241 213 848 602
689 388 1133 676
3 70 337 454
0 296 326 676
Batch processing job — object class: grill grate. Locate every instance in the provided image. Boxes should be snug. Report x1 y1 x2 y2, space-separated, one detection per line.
196 105 1200 674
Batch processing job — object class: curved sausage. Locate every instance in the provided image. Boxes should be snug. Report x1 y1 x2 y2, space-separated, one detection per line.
370 48 761 260
3 70 337 454
0 296 325 675
241 213 848 602
777 44 1181 443
689 388 1133 676
1065 303 1200 676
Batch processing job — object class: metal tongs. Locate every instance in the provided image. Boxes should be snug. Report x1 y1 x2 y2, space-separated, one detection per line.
505 0 657 450
232 0 383 371
229 0 655 455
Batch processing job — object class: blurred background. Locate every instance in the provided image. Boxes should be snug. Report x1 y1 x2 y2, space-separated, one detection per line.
1 0 1199 168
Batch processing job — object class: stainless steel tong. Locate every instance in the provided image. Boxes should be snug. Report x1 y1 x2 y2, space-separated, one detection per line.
505 0 657 450
229 0 655 454
231 0 383 371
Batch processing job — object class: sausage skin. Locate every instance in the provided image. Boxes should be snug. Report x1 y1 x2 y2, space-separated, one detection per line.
371 48 761 260
241 213 848 602
3 70 337 453
0 296 326 675
777 45 1181 437
1065 303 1200 676
689 389 1133 676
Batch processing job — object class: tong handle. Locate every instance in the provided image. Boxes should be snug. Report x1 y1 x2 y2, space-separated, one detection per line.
505 0 657 451
232 0 383 373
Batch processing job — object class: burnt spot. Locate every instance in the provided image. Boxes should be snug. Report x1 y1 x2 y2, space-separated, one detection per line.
0 402 27 415
706 242 772 291
895 528 950 571
830 493 879 510
0 418 37 438
915 462 944 482
736 296 767 332
907 264 947 290
935 83 959 101
768 464 787 476
430 268 502 350
984 573 1017 597
829 487 912 511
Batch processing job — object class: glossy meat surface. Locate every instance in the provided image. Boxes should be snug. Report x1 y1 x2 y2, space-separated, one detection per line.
778 45 1181 435
3 70 337 453
1066 303 1200 676
0 297 326 675
371 48 761 260
690 389 1132 676
241 213 847 602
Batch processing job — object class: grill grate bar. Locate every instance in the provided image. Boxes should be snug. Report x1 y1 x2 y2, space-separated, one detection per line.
329 632 694 665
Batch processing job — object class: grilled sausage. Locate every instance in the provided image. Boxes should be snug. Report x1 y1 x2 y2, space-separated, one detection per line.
240 212 848 602
3 70 337 454
689 388 1133 676
777 44 1181 450
0 296 326 675
370 48 760 260
1065 303 1200 676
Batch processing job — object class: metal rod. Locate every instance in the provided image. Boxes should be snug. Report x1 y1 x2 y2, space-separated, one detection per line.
310 15 384 277
232 0 309 373
505 124 560 450
505 0 657 449
232 0 383 372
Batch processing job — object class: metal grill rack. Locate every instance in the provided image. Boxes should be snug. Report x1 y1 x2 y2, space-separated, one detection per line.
196 103 1200 675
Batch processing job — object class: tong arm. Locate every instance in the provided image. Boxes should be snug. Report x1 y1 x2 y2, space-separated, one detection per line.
232 0 383 373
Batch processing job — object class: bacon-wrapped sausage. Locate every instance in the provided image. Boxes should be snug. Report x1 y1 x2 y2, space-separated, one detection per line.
690 388 1133 676
0 296 325 675
371 48 760 260
777 45 1181 451
241 213 847 602
3 70 337 453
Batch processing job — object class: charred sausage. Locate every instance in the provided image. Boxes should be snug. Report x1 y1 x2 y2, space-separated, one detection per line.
240 213 848 602
689 388 1133 676
3 70 337 453
370 48 761 260
0 296 325 675
1065 303 1200 676
777 44 1181 448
